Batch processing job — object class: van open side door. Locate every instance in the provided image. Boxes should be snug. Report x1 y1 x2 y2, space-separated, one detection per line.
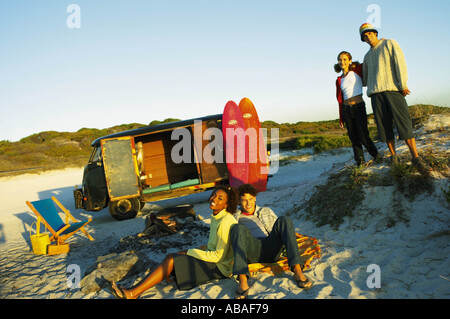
101 136 141 200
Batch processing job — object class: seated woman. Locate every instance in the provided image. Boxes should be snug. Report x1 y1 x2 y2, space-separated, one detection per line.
110 185 238 299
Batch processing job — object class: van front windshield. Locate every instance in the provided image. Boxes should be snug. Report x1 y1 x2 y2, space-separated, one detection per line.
89 147 102 162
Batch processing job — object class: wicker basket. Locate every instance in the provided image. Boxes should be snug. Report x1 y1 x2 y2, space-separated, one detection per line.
30 222 50 255
47 243 70 255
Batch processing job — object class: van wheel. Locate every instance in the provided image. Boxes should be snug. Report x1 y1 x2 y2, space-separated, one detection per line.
108 198 140 221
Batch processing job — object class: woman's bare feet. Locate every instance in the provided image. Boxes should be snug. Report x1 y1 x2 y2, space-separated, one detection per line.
235 274 250 299
111 282 136 299
292 265 313 289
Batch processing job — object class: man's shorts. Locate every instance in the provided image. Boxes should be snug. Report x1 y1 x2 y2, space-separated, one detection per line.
370 91 415 142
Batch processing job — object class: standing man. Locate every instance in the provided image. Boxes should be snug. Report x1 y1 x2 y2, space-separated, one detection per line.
360 23 430 171
230 184 312 299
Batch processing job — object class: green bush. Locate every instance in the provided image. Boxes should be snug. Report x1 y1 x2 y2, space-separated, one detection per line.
295 135 318 149
409 104 450 119
295 135 351 153
314 135 351 153
0 140 12 154
149 118 181 126
44 144 87 158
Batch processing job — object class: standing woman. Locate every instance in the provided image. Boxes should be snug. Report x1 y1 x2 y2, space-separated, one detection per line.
335 51 379 165
110 186 238 299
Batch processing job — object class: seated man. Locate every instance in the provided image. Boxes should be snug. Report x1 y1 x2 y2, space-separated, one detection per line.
231 184 312 299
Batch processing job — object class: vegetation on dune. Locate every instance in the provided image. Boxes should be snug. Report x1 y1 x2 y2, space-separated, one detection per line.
280 104 449 229
300 146 449 230
0 105 447 177
0 120 178 175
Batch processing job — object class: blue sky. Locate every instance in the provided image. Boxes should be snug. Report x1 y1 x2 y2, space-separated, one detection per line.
1 0 449 142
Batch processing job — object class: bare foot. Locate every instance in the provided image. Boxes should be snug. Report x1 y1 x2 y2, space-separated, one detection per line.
293 273 313 289
235 286 250 299
293 265 313 289
111 282 136 299
235 274 250 299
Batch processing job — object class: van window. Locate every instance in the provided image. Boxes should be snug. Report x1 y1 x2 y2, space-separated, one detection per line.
89 147 102 162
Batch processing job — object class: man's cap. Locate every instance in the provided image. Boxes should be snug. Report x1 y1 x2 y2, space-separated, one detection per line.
359 23 378 41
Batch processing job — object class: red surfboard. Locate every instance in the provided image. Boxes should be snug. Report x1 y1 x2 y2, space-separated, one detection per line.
222 100 249 188
238 97 268 192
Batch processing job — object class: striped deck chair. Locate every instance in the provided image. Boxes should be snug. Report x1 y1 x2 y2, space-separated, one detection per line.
248 233 321 276
26 196 94 244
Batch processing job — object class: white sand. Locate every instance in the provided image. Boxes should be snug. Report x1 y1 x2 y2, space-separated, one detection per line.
0 115 449 299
